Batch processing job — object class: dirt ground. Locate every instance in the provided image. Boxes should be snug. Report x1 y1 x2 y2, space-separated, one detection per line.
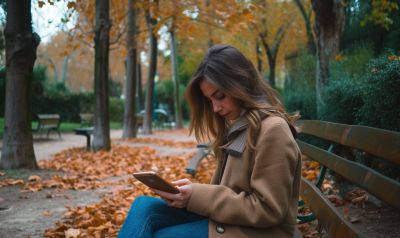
0 129 197 238
0 130 399 238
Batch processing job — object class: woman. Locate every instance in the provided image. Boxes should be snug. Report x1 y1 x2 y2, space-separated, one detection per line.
118 44 301 238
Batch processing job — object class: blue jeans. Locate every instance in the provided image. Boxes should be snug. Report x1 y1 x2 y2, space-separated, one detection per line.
117 196 208 238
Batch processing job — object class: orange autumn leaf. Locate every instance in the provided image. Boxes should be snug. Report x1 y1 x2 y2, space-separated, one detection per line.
67 1 76 10
28 175 42 182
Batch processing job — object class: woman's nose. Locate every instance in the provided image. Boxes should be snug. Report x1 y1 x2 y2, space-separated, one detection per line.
212 101 222 112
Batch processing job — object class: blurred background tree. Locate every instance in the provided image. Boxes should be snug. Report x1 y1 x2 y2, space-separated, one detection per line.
0 0 398 148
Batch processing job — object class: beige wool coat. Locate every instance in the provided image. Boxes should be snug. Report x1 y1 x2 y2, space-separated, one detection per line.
187 115 302 238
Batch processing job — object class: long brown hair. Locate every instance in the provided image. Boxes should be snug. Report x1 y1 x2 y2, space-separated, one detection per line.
186 44 298 160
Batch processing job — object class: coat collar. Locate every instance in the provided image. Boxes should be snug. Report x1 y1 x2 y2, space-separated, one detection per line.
225 110 273 157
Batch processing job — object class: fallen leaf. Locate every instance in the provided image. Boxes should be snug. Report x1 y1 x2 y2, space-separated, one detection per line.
65 228 80 238
28 175 42 182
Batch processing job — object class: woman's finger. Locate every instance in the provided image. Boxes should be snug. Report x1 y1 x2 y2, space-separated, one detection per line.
172 179 192 186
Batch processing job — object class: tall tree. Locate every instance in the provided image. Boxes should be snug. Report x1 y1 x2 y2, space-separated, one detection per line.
255 0 295 88
92 0 111 151
122 0 138 138
137 62 144 110
142 0 159 135
0 0 40 169
259 20 292 88
294 0 316 54
169 0 183 129
311 0 345 114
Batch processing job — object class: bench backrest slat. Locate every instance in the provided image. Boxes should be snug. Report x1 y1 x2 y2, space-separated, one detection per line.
298 140 400 210
296 120 400 165
39 118 59 125
36 114 60 128
37 114 60 120
300 178 366 238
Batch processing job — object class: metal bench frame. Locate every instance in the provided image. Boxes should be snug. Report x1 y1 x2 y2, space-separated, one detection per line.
33 114 61 139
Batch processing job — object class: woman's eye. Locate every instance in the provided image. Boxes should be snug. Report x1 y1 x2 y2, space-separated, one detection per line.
215 93 225 100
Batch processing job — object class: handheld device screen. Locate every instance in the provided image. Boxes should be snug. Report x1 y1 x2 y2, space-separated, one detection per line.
133 171 180 194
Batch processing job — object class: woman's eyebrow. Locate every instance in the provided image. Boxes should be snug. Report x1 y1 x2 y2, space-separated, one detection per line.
204 89 219 99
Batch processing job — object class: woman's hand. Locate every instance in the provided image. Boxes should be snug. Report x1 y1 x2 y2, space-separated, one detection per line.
151 179 193 208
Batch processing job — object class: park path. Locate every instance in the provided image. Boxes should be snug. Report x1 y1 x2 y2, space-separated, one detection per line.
0 129 197 238
0 129 196 161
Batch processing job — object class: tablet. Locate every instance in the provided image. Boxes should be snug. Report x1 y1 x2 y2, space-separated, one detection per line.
133 171 180 194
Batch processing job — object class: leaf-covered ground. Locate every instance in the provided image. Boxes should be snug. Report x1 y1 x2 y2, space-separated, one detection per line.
2 131 396 237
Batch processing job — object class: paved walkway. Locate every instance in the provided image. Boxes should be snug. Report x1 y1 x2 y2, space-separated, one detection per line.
0 129 196 161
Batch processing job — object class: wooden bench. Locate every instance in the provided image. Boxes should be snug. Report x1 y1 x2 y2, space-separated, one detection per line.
296 120 400 237
79 113 94 127
33 114 61 139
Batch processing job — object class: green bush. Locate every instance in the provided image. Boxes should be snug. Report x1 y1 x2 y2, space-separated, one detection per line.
109 98 124 122
330 44 374 80
319 76 364 124
33 93 94 122
0 66 4 116
284 88 317 120
283 52 317 119
356 50 400 131
318 45 374 124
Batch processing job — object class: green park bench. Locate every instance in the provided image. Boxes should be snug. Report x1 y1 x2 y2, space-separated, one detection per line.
296 120 400 237
154 109 174 130
33 114 61 139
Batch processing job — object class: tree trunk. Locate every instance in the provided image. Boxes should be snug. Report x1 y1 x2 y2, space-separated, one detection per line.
122 0 137 138
92 0 111 151
143 3 158 135
170 26 183 129
259 23 288 89
204 0 213 48
61 55 69 83
294 0 316 54
312 0 345 115
137 62 143 110
256 38 263 74
1 0 40 169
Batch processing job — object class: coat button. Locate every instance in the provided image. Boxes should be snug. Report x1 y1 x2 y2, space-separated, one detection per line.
216 225 225 234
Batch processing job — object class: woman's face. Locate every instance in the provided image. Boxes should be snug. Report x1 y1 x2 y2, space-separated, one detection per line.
199 79 242 121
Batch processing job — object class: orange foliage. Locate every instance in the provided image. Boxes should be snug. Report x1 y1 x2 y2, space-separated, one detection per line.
38 142 215 237
1 136 331 237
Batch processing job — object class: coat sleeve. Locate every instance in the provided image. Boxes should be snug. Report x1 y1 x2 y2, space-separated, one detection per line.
186 118 300 228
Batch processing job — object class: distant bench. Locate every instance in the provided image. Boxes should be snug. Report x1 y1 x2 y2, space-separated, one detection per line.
33 114 61 139
74 127 93 150
296 120 400 237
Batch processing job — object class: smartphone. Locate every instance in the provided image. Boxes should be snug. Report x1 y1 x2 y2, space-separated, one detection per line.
133 171 180 194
